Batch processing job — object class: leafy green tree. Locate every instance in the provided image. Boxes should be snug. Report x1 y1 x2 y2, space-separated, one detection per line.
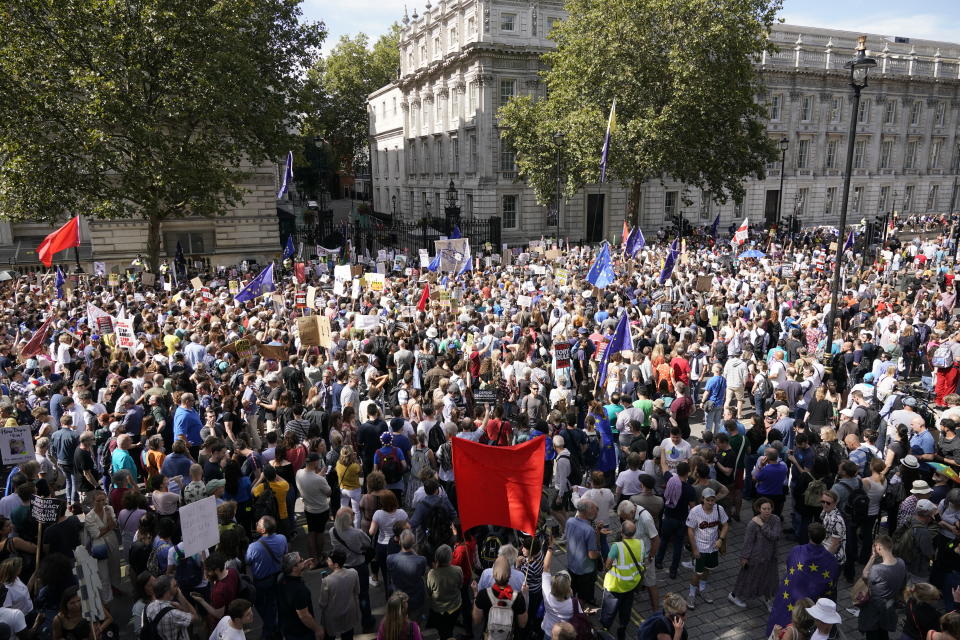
307 24 401 174
498 0 781 221
0 0 325 270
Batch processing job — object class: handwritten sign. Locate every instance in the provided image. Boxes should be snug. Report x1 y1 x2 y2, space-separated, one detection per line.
178 496 220 557
258 344 287 361
0 426 34 465
355 315 379 331
316 315 332 348
190 277 203 291
223 337 258 359
517 295 533 308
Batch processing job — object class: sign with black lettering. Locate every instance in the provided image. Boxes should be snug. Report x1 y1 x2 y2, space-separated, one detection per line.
473 388 498 405
31 496 63 524
554 343 571 369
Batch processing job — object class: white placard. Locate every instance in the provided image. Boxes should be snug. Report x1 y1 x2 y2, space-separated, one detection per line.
517 295 533 308
0 426 34 465
355 315 379 330
306 286 317 309
93 262 106 276
114 317 136 351
177 495 220 557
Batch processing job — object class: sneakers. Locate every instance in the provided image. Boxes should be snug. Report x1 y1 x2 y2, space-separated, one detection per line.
681 561 694 570
728 593 747 608
686 597 696 610
698 590 713 604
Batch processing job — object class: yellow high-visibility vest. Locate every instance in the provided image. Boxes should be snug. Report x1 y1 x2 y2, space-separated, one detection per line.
603 538 645 593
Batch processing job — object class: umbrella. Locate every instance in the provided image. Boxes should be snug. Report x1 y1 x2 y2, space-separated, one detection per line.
739 249 766 259
926 461 960 483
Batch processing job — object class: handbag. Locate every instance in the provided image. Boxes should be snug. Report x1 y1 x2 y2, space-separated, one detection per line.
89 539 110 560
851 577 870 606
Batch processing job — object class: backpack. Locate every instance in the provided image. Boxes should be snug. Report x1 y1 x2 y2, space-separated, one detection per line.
173 546 204 592
892 523 922 567
96 438 114 476
427 423 446 452
582 435 601 470
252 481 280 523
638 613 671 640
379 446 403 484
139 606 175 640
881 478 907 513
753 332 768 355
932 345 954 369
479 533 503 569
236 571 257 603
146 539 172 577
424 503 454 550
842 478 870 521
857 448 876 478
859 405 882 434
803 473 827 508
438 442 453 472
484 586 517 640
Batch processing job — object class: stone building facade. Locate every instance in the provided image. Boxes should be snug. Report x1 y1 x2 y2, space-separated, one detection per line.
369 0 960 243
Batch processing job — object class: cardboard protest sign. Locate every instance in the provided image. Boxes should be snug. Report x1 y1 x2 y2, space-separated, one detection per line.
190 277 203 291
545 249 562 262
0 426 34 465
223 337 259 359
695 275 713 292
306 286 317 309
316 315 332 348
297 315 320 346
258 344 288 361
141 272 155 286
178 496 220 557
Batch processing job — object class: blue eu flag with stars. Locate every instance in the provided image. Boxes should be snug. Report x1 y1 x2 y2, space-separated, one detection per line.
586 243 615 288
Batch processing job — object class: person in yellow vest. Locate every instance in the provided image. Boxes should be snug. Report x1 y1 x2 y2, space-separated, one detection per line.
600 520 645 640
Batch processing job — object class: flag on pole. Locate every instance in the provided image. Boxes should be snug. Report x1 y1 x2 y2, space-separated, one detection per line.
599 98 617 183
282 235 295 260
733 217 749 246
277 150 293 200
621 220 630 245
586 242 615 288
36 216 81 267
458 254 473 275
451 225 462 240
416 283 430 312
55 267 65 300
597 314 633 388
427 254 441 272
624 226 645 257
658 239 679 284
19 315 53 361
710 213 720 240
843 229 854 253
234 263 275 303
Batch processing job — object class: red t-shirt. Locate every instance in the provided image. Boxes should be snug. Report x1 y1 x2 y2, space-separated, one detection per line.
484 419 512 446
209 567 240 626
452 541 476 585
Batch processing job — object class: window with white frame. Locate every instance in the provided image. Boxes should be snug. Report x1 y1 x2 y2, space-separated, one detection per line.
884 100 897 125
857 99 870 124
769 94 782 121
880 139 893 168
435 138 443 173
448 27 457 50
830 97 842 123
165 231 213 256
450 90 458 121
469 133 477 172
394 147 400 174
421 140 429 173
928 184 939 211
665 191 678 217
500 13 516 31
700 190 711 219
433 35 440 58
825 187 836 216
879 186 890 212
500 139 516 177
734 201 743 218
904 185 915 211
906 140 919 169
451 137 459 173
800 95 813 122
409 147 416 177
466 193 473 217
936 101 946 126
853 139 866 169
499 79 516 107
796 139 810 169
852 186 863 214
826 139 839 169
407 50 414 70
931 138 943 168
502 194 518 228
796 188 808 216
419 40 426 63
467 16 477 34
469 82 478 111
910 100 922 126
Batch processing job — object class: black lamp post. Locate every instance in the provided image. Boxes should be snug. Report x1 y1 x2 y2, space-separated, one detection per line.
392 194 397 218
550 132 565 228
444 179 460 234
825 35 877 368
776 137 789 231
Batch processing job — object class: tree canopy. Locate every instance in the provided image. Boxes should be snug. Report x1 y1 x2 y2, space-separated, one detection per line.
0 0 325 268
498 0 781 219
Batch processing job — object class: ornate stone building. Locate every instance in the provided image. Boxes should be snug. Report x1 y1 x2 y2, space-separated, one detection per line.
369 1 960 242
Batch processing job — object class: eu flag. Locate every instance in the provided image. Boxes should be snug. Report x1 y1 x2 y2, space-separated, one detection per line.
658 239 679 284
597 313 633 388
55 267 65 300
586 243 615 288
282 235 295 260
234 263 276 303
594 411 618 473
427 254 441 272
843 229 854 253
766 543 839 634
625 227 645 257
451 225 462 240
710 213 720 240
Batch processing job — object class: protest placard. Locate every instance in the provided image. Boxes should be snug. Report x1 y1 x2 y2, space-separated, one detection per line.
297 316 320 346
306 286 317 309
178 496 220 557
554 343 571 368
554 269 569 287
141 272 155 287
316 316 332 348
93 262 106 276
223 337 259 359
96 315 114 336
31 496 63 524
258 344 287 361
517 294 533 308
473 388 498 405
294 291 307 308
365 273 385 292
0 426 34 465
114 317 136 351
190 277 203 291
695 275 713 292
355 315 379 331
107 273 119 287
228 280 239 294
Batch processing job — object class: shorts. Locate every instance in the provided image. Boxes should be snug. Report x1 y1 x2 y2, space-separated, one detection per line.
305 510 330 533
694 551 719 574
728 387 746 402
641 560 657 587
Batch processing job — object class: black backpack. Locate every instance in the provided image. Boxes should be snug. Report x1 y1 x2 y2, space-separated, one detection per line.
252 481 280 523
173 546 204 592
582 435 601 470
843 478 870 521
139 606 175 640
424 503 454 549
860 406 882 434
379 446 404 484
858 448 876 478
427 423 446 452
753 332 768 355
479 532 502 569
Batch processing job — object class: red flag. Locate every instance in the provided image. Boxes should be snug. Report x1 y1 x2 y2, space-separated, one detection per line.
621 219 630 245
416 283 430 311
36 216 81 267
452 436 546 534
19 315 53 361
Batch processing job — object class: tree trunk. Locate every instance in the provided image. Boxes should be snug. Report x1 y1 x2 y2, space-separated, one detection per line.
626 181 643 226
145 212 163 274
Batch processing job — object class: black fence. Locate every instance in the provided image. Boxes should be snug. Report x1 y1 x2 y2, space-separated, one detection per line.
293 216 501 258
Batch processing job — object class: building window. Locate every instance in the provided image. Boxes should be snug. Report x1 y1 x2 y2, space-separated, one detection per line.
800 95 813 122
407 51 414 69
469 133 477 172
910 100 922 126
928 184 939 211
796 139 810 169
500 13 516 31
435 139 443 174
906 140 919 169
857 99 870 124
467 16 476 34
826 139 839 169
734 201 743 218
879 186 890 212
450 90 458 120
880 140 893 169
769 94 782 121
449 27 457 49
665 191 678 217
904 185 915 211
931 139 943 168
422 140 430 174
502 194 518 228
419 40 426 63
830 97 842 123
451 137 459 173
547 17 561 38
853 139 866 169
852 186 863 214
499 79 516 107
409 147 416 177
936 101 946 126
795 188 808 216
825 186 836 216
433 35 440 58
394 147 400 173
700 190 711 219
165 231 212 256
883 100 896 125
466 193 473 217
500 140 516 177
469 82 478 111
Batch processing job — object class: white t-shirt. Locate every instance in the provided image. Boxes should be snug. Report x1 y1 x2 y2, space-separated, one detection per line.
209 616 247 640
371 508 409 545
0 607 26 635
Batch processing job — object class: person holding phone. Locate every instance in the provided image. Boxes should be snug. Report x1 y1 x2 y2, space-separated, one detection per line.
637 592 687 640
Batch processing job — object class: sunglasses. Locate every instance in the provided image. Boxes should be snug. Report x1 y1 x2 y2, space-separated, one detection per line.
820 500 833 505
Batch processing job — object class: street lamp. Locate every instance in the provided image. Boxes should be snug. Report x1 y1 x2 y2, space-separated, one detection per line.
825 35 877 368
551 132 565 228
776 137 789 231
392 194 397 217
444 179 461 234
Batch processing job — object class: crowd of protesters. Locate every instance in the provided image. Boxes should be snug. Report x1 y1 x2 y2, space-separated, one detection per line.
3 215 960 640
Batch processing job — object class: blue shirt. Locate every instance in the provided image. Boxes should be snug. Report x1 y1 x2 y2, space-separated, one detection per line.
753 460 789 495
160 452 193 484
111 448 139 483
910 430 935 455
704 375 726 406
789 447 815 487
245 533 288 581
564 516 599 575
173 406 203 446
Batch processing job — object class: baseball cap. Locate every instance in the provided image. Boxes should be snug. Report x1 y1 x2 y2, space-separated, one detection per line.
903 396 918 407
916 499 938 513
701 487 717 499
